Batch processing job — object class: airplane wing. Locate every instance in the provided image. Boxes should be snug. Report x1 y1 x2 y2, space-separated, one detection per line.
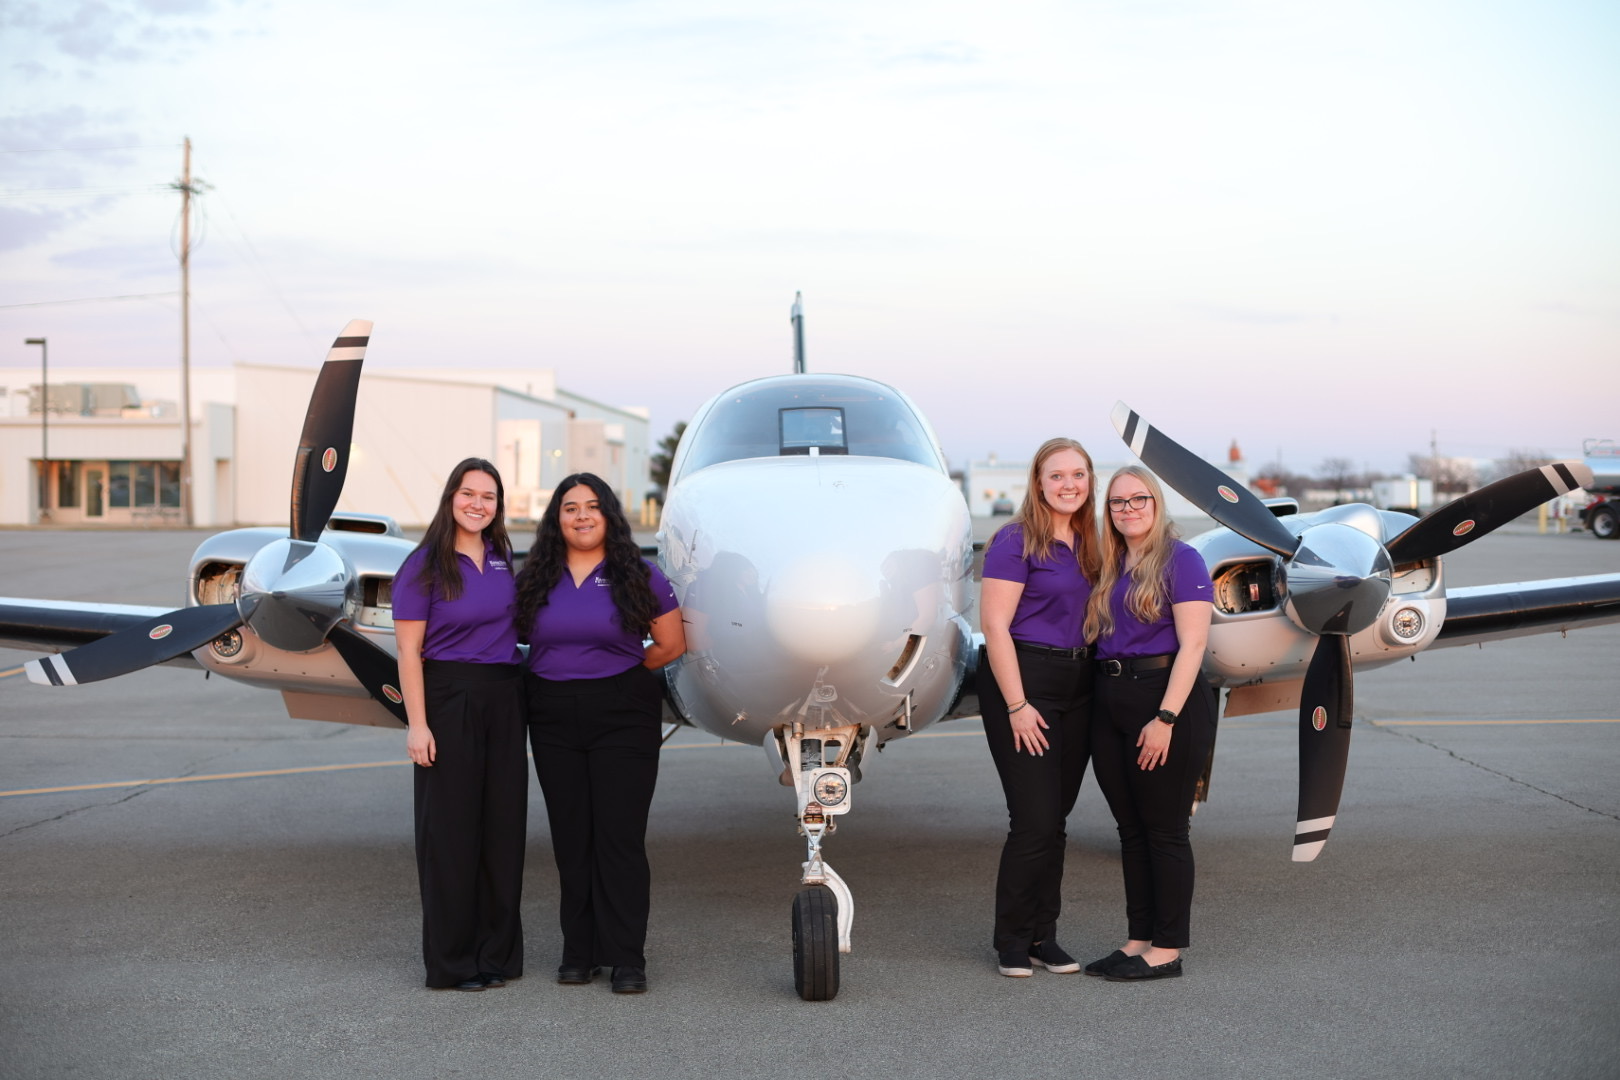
0 598 204 668
1431 573 1620 649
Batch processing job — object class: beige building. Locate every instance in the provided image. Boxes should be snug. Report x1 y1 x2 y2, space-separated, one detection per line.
0 364 651 528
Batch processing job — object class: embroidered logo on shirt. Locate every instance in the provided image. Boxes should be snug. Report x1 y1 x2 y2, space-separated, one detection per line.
594 576 611 587
488 560 509 571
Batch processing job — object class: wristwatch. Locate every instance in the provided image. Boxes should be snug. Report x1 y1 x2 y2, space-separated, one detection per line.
1155 708 1178 726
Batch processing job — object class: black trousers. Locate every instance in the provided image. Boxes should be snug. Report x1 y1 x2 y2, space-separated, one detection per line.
1090 663 1216 949
979 644 1093 953
526 665 663 970
415 660 528 988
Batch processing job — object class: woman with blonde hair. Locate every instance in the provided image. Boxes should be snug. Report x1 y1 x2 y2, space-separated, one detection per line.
1083 465 1216 981
978 437 1102 977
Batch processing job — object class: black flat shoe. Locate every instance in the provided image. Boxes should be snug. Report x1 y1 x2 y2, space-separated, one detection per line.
611 966 648 994
556 965 601 985
434 977 486 992
1104 955 1182 982
1084 950 1129 977
478 973 507 988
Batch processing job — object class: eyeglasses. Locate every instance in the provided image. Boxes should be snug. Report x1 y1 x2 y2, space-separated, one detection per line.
1107 494 1154 512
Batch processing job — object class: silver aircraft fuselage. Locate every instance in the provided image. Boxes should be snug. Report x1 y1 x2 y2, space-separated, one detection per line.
656 373 976 750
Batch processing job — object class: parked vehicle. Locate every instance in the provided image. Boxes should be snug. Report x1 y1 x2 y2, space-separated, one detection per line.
1578 439 1620 540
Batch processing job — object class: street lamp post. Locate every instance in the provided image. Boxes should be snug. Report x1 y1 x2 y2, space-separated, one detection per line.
25 337 48 521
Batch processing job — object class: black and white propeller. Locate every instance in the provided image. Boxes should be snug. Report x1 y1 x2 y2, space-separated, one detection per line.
1111 402 1592 861
25 321 408 725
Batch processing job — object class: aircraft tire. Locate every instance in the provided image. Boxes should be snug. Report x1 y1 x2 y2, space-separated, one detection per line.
792 885 840 1001
1590 505 1619 540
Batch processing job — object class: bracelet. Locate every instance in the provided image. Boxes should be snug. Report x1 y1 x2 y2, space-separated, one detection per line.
1008 700 1029 714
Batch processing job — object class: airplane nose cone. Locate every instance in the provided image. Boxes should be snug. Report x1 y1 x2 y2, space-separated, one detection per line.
1282 523 1393 636
237 538 357 652
766 554 882 663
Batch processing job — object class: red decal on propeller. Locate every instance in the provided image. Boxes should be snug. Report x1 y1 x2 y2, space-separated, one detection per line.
1452 519 1476 537
1217 485 1239 504
382 685 403 704
321 447 338 473
149 624 174 641
1311 706 1327 732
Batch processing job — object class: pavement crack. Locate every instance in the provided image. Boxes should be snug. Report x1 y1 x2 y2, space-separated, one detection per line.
0 784 153 840
1371 722 1620 823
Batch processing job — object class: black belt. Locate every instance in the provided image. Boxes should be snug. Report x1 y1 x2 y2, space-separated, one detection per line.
1014 641 1090 661
1094 653 1173 676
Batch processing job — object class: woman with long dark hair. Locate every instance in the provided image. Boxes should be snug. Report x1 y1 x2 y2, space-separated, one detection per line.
514 473 685 994
978 437 1102 977
1083 465 1215 982
395 458 526 991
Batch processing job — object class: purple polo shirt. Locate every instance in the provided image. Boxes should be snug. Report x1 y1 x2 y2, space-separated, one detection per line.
392 543 523 664
526 560 679 680
981 523 1092 650
1093 541 1213 659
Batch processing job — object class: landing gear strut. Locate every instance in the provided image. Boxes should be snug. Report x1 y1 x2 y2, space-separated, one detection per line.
777 722 867 1001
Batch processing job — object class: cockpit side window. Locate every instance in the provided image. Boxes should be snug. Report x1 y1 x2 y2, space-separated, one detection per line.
676 378 941 479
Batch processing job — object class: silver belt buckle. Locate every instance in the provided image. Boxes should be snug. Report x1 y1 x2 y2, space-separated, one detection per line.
1100 659 1123 676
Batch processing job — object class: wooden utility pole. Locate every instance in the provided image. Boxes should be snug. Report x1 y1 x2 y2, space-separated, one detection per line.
176 137 195 527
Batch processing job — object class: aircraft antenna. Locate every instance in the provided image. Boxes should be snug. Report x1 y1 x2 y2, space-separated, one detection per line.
791 292 806 373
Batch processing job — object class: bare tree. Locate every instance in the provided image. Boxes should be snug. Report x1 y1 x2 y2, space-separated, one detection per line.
1317 457 1360 501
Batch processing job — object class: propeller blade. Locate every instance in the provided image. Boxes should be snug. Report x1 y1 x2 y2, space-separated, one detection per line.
1293 634 1354 862
289 320 373 542
327 622 409 726
24 604 243 686
1111 402 1300 559
1386 461 1594 564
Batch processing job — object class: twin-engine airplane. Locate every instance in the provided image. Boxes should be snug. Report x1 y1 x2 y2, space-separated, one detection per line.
4 313 1619 1002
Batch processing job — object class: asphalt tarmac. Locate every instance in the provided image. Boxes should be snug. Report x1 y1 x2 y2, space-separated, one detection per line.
1 523 1617 1080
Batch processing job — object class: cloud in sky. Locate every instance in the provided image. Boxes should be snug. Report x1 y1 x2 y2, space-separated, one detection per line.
2 0 1617 472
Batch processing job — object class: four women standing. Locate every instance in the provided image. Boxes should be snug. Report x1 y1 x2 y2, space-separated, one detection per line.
398 448 1213 993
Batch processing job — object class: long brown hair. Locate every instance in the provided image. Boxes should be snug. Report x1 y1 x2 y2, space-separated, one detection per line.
1084 465 1180 642
995 437 1101 580
411 458 512 602
513 472 659 636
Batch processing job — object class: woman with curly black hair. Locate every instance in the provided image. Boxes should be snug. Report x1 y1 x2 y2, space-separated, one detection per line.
514 473 685 994
394 458 526 992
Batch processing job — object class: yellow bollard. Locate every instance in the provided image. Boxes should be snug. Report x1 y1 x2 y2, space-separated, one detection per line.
1538 504 1548 534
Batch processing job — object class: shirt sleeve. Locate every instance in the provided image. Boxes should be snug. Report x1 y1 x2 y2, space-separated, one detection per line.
391 549 433 621
647 561 680 617
980 525 1030 584
1167 542 1214 604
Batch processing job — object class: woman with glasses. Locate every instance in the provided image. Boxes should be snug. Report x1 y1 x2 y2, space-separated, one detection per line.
978 438 1101 977
1082 465 1216 981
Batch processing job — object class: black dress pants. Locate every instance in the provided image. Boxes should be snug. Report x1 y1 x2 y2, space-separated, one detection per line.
980 644 1093 954
527 665 663 970
415 660 527 988
1090 663 1216 949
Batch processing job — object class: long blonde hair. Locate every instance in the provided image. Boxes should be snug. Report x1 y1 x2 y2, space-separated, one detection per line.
1084 465 1180 642
996 437 1101 581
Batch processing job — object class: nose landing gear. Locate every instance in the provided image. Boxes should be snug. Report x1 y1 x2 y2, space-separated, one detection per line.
776 722 867 1000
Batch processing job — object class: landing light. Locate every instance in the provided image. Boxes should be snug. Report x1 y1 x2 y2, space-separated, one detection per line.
1391 606 1424 641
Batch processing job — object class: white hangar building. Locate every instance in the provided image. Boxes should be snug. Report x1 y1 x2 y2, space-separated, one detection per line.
0 364 652 529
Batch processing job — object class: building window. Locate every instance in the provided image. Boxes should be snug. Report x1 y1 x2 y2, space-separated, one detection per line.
56 462 78 508
109 461 132 508
106 460 179 510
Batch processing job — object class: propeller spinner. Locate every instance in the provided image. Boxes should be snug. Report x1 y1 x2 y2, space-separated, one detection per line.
25 321 407 724
1110 402 1591 861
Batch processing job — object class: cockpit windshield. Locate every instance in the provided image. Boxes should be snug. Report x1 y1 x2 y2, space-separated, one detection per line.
676 376 943 480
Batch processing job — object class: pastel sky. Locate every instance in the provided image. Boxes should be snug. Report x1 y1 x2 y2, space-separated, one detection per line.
4 0 1617 476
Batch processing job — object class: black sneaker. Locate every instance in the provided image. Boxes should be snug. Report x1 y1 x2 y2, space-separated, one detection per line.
1029 940 1080 973
997 948 1033 977
611 966 649 993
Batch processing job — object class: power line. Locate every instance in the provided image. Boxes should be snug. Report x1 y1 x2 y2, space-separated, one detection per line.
0 144 180 154
0 292 179 310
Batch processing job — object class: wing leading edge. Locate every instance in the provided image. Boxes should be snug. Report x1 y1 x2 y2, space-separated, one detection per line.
1432 574 1620 648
